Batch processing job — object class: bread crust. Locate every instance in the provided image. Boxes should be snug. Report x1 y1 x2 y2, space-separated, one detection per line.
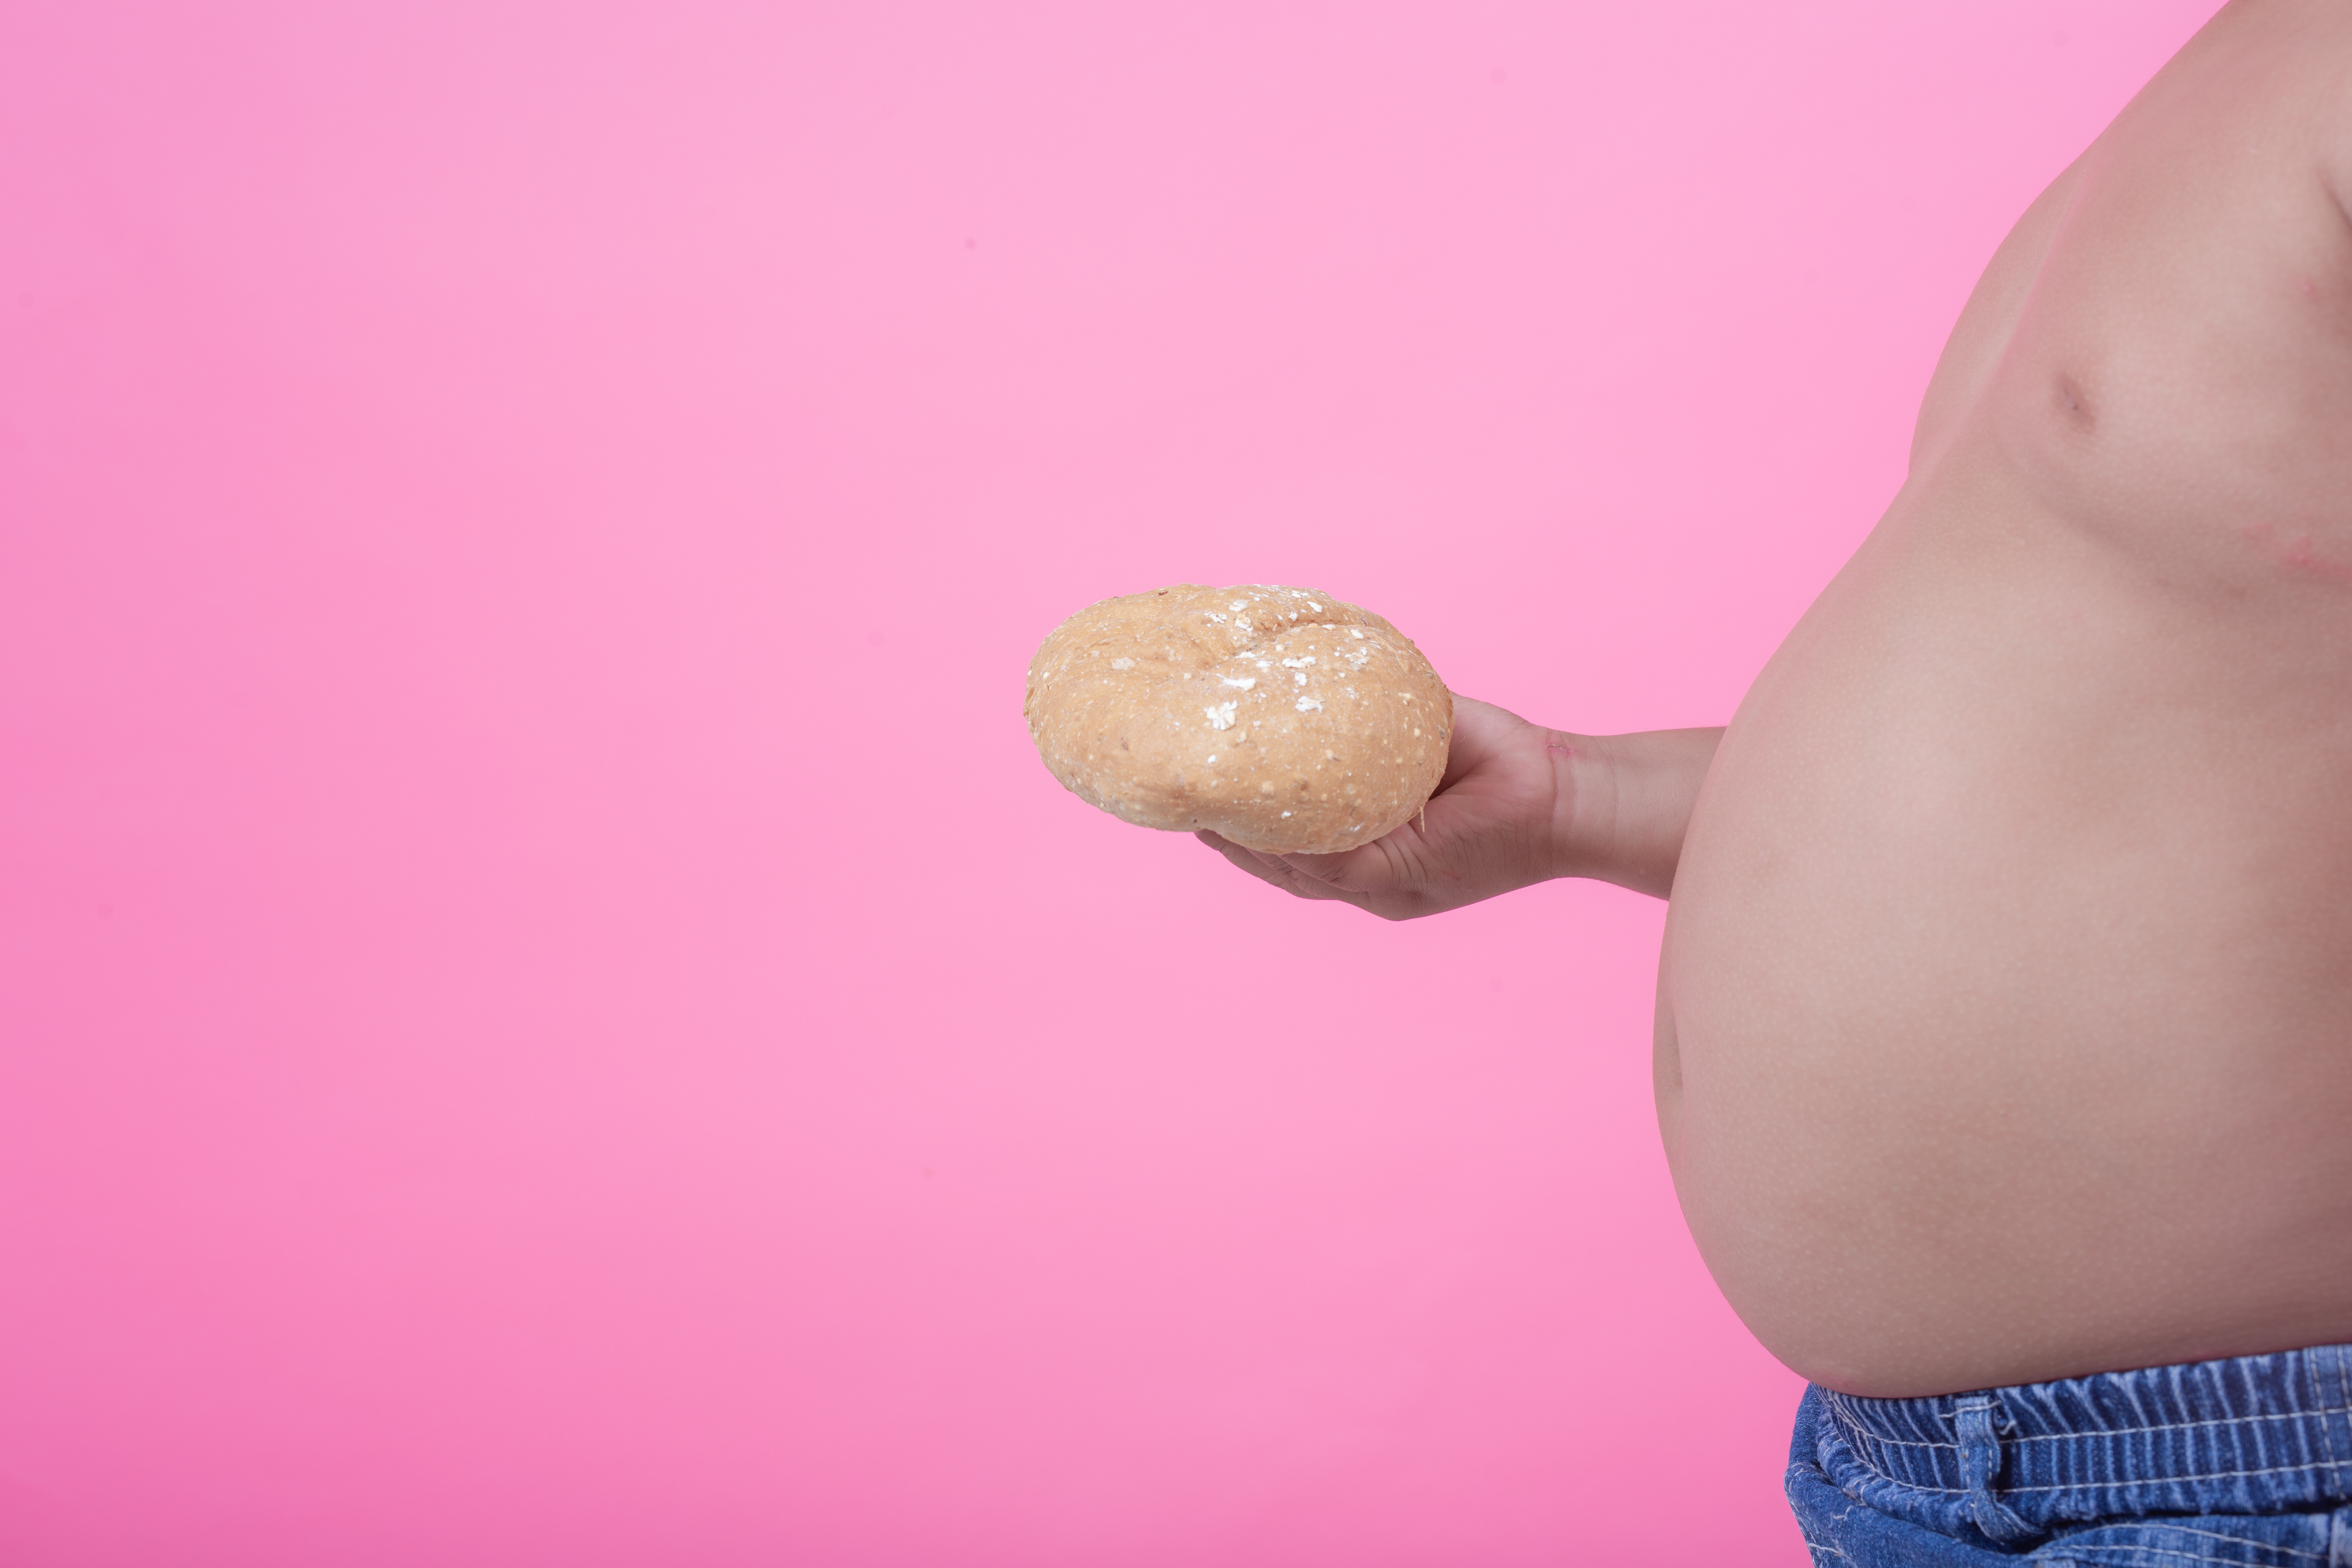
1023 584 1452 854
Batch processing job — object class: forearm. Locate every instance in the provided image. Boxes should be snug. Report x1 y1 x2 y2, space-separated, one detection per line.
1546 727 1724 898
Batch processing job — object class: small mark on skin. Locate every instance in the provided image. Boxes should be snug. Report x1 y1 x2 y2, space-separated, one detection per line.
2054 373 2095 430
2281 532 2352 582
2241 518 2352 582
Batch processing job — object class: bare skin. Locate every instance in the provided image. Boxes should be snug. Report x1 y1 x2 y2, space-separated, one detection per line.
1198 700 1720 911
1203 0 2352 1399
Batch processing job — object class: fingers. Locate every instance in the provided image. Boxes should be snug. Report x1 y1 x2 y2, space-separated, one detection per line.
1183 693 1551 921
1193 831 1367 906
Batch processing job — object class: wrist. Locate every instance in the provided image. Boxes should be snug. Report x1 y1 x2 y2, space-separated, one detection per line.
1541 726 1722 898
1540 730 1617 884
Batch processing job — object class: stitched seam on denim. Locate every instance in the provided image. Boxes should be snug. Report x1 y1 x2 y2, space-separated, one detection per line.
2313 1350 2350 1498
1826 1405 2352 1453
2049 1524 2328 1559
2054 1551 2313 1566
1994 1455 2352 1492
2051 1551 2323 1561
1829 1456 2352 1498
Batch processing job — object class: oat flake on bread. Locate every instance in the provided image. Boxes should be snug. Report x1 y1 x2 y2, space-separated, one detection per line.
1023 584 1452 855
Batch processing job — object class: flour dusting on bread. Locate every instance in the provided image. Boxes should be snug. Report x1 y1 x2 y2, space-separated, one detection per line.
1023 584 1452 854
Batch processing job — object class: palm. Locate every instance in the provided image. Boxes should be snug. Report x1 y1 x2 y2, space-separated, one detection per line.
1196 696 1566 919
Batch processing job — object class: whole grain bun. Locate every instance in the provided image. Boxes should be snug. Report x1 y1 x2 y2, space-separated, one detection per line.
1024 584 1452 854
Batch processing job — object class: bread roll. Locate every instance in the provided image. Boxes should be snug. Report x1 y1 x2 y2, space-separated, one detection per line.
1024 584 1452 854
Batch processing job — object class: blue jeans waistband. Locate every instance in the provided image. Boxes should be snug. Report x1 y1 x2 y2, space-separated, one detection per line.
1809 1345 2352 1544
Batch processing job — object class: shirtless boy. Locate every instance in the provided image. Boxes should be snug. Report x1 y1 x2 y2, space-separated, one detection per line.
1201 4 2352 1559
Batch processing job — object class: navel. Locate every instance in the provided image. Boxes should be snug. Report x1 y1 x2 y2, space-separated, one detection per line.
2051 372 2095 431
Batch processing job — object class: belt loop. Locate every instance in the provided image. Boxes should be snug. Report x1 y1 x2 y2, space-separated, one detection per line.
1953 1394 2037 1545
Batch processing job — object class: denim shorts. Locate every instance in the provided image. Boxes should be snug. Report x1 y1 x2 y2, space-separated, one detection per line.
1786 1345 2352 1565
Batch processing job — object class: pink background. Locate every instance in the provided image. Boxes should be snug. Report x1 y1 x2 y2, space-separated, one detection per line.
1 4 2212 1563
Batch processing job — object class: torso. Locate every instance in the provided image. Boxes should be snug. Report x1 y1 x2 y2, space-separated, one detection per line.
1660 0 2352 1398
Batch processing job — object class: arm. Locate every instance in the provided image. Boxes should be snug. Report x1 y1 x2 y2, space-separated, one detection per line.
1196 695 1721 919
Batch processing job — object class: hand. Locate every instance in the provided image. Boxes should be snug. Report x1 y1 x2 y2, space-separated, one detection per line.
1195 696 1575 920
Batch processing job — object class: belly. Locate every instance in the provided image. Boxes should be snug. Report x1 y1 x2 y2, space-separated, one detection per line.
1660 474 2352 1398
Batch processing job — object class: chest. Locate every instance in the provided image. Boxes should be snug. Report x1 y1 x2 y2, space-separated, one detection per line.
1932 106 2352 589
